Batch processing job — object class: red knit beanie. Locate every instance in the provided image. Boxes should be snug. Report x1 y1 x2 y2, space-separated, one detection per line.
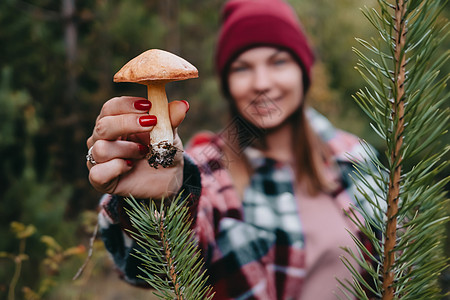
215 0 315 93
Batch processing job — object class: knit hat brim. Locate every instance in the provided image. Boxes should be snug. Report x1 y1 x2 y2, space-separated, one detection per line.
215 0 315 93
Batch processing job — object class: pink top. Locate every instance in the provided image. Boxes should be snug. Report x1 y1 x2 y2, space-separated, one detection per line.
297 187 360 299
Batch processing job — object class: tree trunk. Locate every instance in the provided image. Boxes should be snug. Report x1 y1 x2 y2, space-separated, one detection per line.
62 0 77 104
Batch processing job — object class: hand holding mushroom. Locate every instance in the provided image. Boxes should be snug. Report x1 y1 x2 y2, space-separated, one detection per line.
86 49 197 198
114 49 198 168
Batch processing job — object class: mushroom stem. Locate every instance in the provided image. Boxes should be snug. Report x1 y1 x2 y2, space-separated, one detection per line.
146 81 177 168
147 81 173 145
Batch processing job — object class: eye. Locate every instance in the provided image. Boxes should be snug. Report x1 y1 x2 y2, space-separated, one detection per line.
271 51 293 66
230 64 249 73
273 58 287 66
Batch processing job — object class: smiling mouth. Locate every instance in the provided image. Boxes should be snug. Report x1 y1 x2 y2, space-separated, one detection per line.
249 96 281 116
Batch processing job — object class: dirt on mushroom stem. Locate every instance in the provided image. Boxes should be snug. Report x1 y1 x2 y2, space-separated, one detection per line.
147 141 179 168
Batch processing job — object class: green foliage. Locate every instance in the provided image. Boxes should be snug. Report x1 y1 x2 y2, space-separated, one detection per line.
340 0 449 299
0 34 75 299
290 0 383 142
0 222 85 300
0 68 34 148
124 195 214 300
0 222 35 300
0 65 73 248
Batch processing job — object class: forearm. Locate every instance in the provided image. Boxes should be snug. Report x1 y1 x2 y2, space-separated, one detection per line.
98 205 149 286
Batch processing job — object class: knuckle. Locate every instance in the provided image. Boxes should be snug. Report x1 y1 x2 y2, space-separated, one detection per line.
86 137 93 148
100 99 115 116
88 168 101 185
89 167 110 187
93 140 108 161
95 118 109 138
100 102 109 116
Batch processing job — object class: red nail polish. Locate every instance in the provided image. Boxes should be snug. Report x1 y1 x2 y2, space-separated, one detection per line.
125 159 133 167
138 144 149 155
181 100 190 113
139 115 157 127
134 100 151 111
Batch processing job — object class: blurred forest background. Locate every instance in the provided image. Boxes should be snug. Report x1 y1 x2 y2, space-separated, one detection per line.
0 0 448 299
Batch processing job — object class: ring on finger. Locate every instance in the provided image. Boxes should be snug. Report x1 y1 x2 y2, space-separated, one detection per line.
86 146 97 165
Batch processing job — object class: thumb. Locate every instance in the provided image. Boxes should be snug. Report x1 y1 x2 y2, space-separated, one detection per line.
169 100 190 129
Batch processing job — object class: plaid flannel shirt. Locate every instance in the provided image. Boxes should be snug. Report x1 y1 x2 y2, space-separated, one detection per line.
98 108 379 299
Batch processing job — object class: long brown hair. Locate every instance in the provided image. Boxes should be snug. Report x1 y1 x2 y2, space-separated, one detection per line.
291 105 335 195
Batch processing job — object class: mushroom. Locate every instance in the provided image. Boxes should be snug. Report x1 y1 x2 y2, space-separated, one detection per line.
114 49 198 168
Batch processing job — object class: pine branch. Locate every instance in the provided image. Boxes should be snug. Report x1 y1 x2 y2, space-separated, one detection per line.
341 0 449 299
124 194 214 300
383 1 407 298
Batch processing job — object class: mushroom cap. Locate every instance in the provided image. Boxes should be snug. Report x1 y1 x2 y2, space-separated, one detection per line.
114 49 198 84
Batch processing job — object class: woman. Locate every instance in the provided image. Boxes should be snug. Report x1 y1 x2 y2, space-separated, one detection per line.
87 0 375 298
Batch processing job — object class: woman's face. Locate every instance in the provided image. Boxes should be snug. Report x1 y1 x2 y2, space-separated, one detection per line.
227 47 304 130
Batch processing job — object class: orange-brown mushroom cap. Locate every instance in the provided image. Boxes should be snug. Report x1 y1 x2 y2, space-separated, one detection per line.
113 49 198 84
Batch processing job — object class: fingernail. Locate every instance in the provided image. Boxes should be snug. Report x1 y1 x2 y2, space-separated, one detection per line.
134 100 151 111
138 144 149 155
139 115 157 127
181 100 190 113
125 159 133 167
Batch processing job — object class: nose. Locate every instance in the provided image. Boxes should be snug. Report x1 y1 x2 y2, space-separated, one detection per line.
252 65 272 93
